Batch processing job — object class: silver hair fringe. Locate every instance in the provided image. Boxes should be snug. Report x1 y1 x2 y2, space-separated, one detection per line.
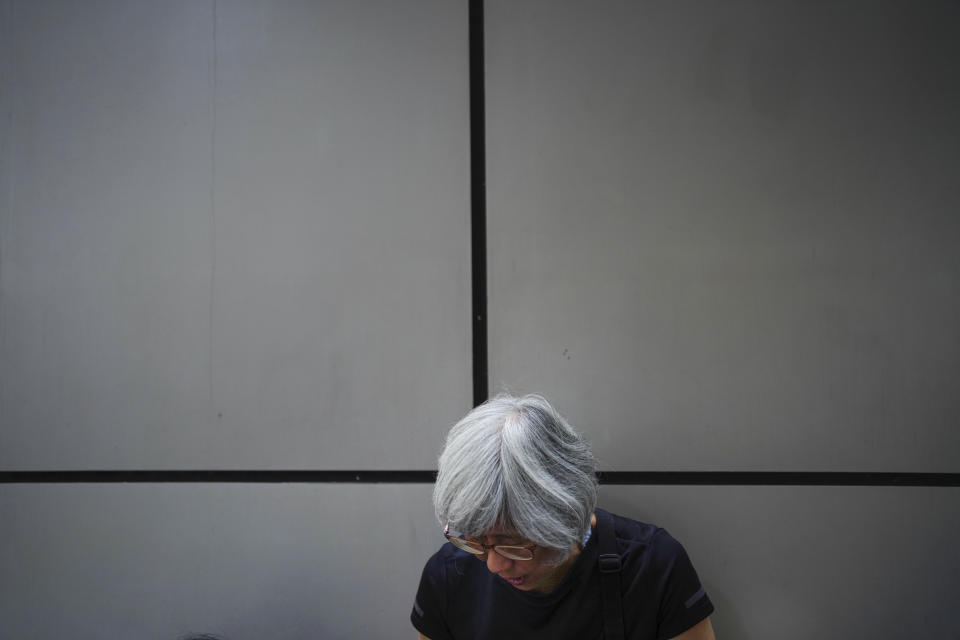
433 394 599 563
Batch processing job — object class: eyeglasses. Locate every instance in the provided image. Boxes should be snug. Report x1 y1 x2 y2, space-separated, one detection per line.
444 523 537 561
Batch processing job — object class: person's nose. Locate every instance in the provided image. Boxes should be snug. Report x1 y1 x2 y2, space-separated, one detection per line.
485 549 513 574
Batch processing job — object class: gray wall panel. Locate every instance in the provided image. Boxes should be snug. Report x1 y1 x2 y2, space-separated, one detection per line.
210 0 471 469
0 0 472 469
598 485 960 639
3 484 956 639
485 0 960 471
0 1 215 468
0 483 439 639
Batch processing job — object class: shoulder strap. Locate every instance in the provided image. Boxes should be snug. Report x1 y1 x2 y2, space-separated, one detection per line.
596 510 624 640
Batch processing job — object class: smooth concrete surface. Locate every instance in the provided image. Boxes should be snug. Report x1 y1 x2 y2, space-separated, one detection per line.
0 483 439 639
2 483 957 639
2 1 958 638
485 0 960 471
599 485 960 639
0 0 472 469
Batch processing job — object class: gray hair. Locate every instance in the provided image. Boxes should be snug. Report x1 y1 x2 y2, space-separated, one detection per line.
433 394 598 560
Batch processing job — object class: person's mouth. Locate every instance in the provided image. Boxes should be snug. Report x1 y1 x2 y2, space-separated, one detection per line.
502 575 526 587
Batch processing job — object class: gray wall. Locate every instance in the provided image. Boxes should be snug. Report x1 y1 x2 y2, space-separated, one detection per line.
4 484 958 638
2 1 958 639
0 0 472 470
486 0 960 472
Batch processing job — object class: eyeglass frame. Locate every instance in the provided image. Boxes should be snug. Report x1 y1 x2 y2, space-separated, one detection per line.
443 523 538 561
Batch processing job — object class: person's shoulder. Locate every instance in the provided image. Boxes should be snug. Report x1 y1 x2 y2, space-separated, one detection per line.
424 542 461 568
600 508 688 562
422 542 478 583
600 508 660 545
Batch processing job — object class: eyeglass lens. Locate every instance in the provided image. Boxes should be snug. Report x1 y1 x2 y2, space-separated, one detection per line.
448 537 534 560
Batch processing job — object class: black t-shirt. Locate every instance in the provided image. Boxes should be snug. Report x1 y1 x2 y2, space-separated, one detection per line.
411 509 713 640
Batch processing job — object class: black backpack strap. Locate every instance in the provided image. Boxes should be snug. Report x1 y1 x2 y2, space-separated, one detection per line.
597 510 624 640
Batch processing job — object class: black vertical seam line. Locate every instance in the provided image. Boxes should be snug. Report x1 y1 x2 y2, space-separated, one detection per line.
469 0 488 407
0 471 958 486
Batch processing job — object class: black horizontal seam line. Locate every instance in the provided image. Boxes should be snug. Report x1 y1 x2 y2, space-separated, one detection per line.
0 470 437 484
596 472 960 486
0 471 958 486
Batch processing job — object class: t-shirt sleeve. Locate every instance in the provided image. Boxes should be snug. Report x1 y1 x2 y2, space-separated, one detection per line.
652 531 714 640
411 551 454 640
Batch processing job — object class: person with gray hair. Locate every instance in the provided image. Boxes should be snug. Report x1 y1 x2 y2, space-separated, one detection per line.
411 394 716 640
